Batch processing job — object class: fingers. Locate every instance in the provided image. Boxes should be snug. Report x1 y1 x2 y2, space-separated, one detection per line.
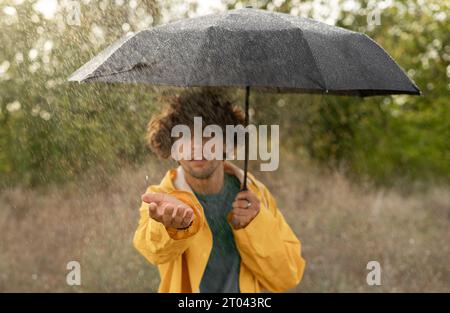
161 204 175 227
235 191 255 201
143 190 196 228
142 192 185 207
236 190 253 199
230 215 249 229
172 205 186 226
232 199 251 210
230 218 240 229
230 191 261 230
173 205 194 228
182 208 194 227
232 209 252 217
149 201 194 229
148 202 162 222
142 192 166 205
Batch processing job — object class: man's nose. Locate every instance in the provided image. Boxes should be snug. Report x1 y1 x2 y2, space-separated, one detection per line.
191 141 204 159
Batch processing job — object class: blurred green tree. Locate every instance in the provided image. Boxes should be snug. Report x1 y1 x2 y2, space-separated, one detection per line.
0 0 159 186
1 0 449 187
225 0 450 186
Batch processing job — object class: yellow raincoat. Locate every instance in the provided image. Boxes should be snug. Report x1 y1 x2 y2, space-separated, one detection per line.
133 161 305 292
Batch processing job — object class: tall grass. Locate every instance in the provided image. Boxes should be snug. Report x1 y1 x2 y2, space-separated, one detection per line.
0 156 448 292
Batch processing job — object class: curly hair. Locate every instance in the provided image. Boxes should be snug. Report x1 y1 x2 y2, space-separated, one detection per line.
147 88 245 159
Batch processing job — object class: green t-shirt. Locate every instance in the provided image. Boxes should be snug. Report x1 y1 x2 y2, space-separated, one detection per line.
193 172 242 293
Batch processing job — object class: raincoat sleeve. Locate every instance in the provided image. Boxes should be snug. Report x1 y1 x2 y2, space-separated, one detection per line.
232 183 306 292
133 186 203 265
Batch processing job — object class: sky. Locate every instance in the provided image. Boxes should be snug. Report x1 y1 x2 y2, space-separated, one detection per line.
27 0 348 26
30 0 225 20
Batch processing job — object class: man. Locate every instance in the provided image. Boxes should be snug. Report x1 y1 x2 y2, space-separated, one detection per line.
133 89 305 293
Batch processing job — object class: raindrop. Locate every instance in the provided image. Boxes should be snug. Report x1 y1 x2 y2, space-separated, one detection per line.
129 0 138 9
45 80 56 89
395 95 407 106
15 52 24 64
28 62 41 73
90 24 105 45
273 0 285 8
29 49 39 61
99 0 109 11
31 14 41 23
42 55 50 64
435 11 446 22
40 110 52 121
277 99 286 107
290 7 300 15
122 23 131 32
31 106 41 116
0 61 10 76
33 0 58 19
3 6 17 16
43 40 54 51
6 100 21 112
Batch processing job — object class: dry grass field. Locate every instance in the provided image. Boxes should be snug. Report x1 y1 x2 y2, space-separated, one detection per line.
1 156 448 292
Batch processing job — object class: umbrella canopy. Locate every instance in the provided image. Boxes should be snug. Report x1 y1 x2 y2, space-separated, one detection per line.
69 7 420 96
68 7 421 190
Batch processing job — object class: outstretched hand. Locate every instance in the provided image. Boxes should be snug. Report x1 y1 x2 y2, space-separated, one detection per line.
142 193 194 229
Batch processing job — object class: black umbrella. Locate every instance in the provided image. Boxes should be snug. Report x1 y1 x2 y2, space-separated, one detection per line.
69 7 421 190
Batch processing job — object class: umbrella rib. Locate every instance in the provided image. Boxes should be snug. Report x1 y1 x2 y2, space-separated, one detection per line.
185 23 221 85
70 30 143 82
276 14 328 92
359 33 421 94
82 65 147 81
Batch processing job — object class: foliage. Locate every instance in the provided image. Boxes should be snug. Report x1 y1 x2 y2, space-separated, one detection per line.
0 0 159 185
1 0 449 187
226 0 450 186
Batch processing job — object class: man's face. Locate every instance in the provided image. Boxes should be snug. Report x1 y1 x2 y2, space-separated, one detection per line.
179 158 222 179
177 136 224 180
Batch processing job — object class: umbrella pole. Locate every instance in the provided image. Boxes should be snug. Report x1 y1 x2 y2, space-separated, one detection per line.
242 86 250 191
